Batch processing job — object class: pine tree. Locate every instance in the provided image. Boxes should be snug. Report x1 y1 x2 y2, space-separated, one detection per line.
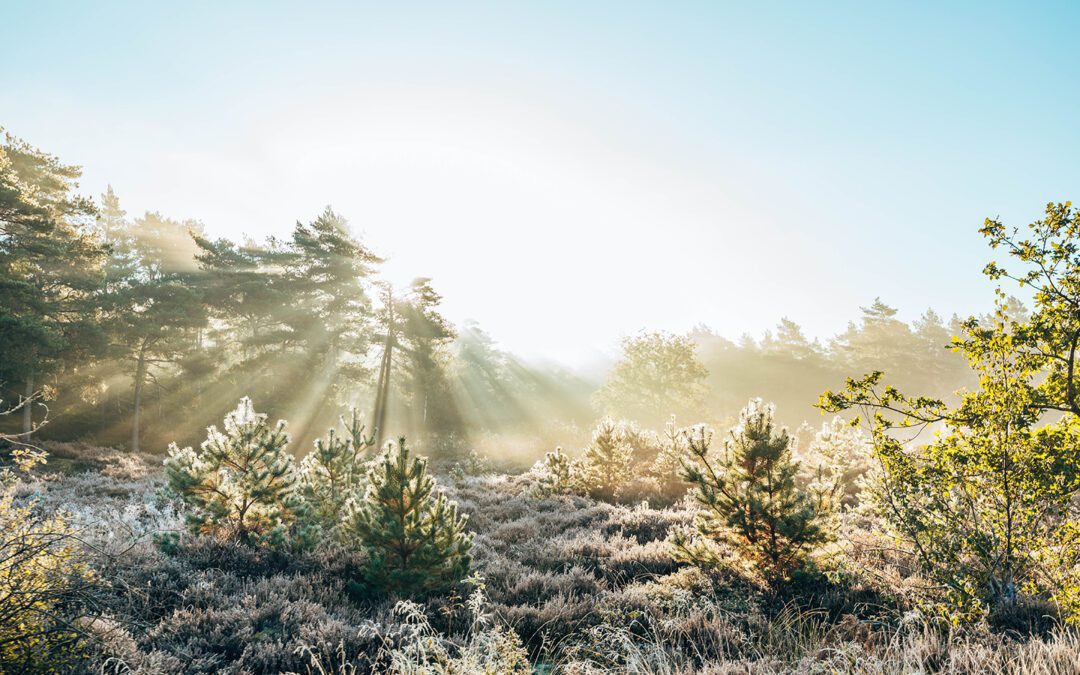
345 437 471 597
533 446 572 495
577 418 634 502
651 415 694 502
165 398 303 545
675 399 829 576
0 131 106 439
298 409 375 529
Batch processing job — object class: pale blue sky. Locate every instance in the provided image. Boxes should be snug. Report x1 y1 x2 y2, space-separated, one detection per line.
3 1 1078 363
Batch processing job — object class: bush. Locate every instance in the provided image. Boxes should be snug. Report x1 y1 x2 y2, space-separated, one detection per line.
576 419 635 502
0 449 94 672
299 410 375 533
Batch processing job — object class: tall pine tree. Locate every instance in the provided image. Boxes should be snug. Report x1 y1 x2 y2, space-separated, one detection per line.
0 131 105 439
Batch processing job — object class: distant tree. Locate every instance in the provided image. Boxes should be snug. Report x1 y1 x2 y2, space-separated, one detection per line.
165 398 304 545
106 214 208 452
595 331 708 426
673 399 830 577
0 131 105 438
762 317 822 361
192 208 380 437
345 438 472 597
394 278 462 447
370 277 464 450
831 298 919 379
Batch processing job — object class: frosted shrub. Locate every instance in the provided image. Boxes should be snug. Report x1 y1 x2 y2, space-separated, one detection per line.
577 418 635 502
796 416 871 510
164 397 304 545
531 446 572 496
673 400 830 578
649 415 694 503
0 450 93 671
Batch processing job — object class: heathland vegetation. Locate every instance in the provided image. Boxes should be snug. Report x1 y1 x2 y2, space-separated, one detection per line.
7 129 1080 673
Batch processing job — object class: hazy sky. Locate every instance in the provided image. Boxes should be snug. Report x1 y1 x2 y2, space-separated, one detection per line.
4 1 1079 364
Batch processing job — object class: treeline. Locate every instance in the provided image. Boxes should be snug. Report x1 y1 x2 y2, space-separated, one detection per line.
0 130 591 454
1 128 992 457
691 300 982 428
593 301 985 435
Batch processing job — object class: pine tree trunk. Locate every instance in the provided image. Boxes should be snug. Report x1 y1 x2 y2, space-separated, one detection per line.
21 370 34 439
132 346 148 453
373 296 395 451
373 336 393 450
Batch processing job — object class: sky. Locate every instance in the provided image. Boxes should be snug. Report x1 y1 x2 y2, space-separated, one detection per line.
3 1 1080 365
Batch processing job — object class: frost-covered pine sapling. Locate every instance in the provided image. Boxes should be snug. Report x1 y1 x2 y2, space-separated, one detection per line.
651 415 694 502
533 446 572 495
578 418 634 502
674 399 829 578
798 416 871 512
299 409 375 530
164 397 304 546
346 437 472 598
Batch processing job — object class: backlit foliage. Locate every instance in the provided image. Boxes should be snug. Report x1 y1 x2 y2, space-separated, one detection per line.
673 399 831 577
165 397 304 545
0 449 91 671
299 409 376 531
576 418 636 502
532 446 572 496
821 202 1080 621
594 331 708 427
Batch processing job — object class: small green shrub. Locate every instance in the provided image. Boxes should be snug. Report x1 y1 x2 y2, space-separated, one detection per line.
299 410 375 532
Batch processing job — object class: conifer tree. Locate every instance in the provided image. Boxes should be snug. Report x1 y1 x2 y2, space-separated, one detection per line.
533 446 572 495
0 131 105 438
651 415 694 502
675 399 829 576
346 437 471 597
165 397 303 545
299 409 375 529
577 418 635 502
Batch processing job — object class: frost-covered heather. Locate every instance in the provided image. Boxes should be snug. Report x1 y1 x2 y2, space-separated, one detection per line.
6 451 1077 674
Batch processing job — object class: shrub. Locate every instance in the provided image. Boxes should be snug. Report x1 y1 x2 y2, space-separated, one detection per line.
796 416 870 510
0 449 94 672
345 438 472 598
673 400 831 578
164 397 305 546
649 415 694 504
